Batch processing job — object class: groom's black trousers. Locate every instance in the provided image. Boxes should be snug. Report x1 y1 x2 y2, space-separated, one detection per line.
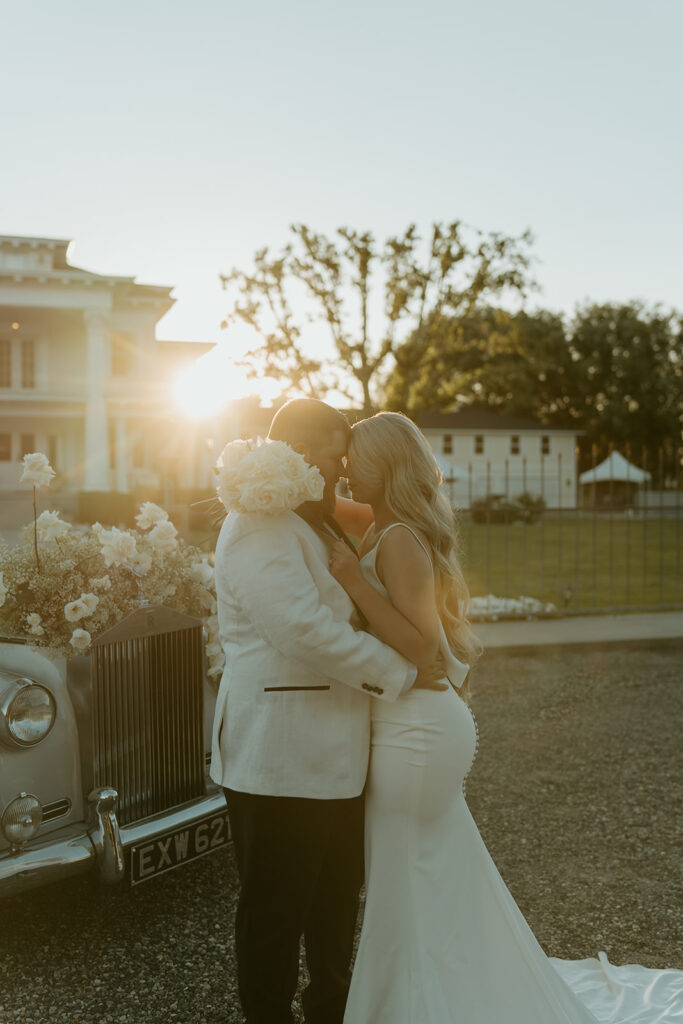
224 787 364 1024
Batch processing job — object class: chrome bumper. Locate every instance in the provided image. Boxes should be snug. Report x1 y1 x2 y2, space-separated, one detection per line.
0 784 228 898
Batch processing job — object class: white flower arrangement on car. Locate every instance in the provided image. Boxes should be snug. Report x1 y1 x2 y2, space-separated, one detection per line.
215 438 324 514
0 454 225 679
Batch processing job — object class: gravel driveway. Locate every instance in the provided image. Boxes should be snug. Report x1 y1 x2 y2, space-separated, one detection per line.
1 645 681 1024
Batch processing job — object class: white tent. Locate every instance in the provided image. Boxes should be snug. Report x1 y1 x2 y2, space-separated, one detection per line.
579 450 651 485
434 455 470 482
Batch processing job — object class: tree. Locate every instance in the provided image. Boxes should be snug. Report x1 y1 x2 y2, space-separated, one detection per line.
385 301 683 468
567 302 682 467
384 307 576 417
220 222 536 414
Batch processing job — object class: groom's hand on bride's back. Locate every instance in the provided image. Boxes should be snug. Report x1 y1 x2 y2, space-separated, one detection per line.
413 657 449 691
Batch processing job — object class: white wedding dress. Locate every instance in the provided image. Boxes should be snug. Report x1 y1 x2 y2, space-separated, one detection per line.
343 524 682 1024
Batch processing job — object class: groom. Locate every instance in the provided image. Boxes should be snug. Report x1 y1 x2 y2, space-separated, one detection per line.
210 398 443 1024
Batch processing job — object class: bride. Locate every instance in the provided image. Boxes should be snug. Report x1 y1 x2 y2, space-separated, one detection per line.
329 412 681 1024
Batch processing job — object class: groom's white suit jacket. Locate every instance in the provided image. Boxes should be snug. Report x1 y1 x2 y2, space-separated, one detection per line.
209 509 414 799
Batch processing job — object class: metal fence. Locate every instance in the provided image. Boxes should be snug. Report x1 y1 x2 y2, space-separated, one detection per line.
451 442 682 617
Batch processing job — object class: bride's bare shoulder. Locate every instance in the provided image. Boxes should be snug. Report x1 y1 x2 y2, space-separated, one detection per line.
377 522 432 572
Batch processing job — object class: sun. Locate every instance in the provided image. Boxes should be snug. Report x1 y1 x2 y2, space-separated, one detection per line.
171 342 281 419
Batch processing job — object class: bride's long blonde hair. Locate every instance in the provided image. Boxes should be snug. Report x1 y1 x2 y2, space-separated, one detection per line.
349 412 481 681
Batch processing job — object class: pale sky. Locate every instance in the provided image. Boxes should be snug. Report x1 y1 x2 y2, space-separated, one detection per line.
2 0 681 356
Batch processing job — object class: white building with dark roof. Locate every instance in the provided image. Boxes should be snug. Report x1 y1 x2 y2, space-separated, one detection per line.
417 409 582 508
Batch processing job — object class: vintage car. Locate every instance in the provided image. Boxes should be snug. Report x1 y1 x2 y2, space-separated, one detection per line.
0 605 228 898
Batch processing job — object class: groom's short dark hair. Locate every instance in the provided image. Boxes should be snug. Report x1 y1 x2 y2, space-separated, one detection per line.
268 399 350 448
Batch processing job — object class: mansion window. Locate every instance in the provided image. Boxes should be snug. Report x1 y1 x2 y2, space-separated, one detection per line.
541 435 550 456
0 340 10 387
443 435 453 454
0 433 10 461
20 434 35 459
21 340 35 388
111 332 134 376
510 435 520 455
474 435 484 455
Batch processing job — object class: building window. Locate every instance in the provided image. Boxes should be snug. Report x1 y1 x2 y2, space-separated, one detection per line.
19 434 35 459
0 433 11 461
474 435 484 455
111 333 134 376
0 340 10 387
541 435 550 456
443 435 452 454
21 340 35 388
510 435 520 455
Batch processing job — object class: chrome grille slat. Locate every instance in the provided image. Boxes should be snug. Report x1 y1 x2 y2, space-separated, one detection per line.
91 618 205 826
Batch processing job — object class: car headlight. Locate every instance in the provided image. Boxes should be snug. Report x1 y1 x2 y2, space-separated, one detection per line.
1 793 43 847
0 678 57 747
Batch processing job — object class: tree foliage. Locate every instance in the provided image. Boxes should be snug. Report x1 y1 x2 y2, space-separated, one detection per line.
385 301 683 462
220 222 535 414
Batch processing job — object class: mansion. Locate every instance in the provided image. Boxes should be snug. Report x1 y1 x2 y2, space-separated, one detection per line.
0 235 237 502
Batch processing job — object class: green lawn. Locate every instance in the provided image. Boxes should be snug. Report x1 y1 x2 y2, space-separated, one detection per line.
459 516 681 612
183 515 681 614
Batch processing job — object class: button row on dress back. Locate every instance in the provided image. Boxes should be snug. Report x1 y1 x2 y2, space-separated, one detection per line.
462 709 480 798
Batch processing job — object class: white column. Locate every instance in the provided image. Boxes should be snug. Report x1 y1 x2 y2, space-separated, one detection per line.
83 312 110 491
114 413 128 493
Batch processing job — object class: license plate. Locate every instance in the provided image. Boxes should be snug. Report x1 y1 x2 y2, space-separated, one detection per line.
130 811 230 886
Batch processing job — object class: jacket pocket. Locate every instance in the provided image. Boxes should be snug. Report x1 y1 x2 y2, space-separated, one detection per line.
263 685 331 692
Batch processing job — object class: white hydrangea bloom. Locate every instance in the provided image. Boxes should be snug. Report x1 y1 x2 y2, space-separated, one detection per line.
36 510 71 542
135 502 169 530
69 628 91 653
99 526 137 567
20 452 55 488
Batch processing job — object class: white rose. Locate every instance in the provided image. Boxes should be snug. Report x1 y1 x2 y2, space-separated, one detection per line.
215 439 324 515
135 502 169 530
163 584 177 598
215 439 252 509
91 575 112 591
191 560 214 587
36 510 71 542
199 588 216 612
20 452 55 488
69 628 91 653
148 520 178 552
0 572 6 608
207 649 226 678
64 598 89 622
130 550 152 575
99 526 137 567
80 592 99 615
26 613 45 636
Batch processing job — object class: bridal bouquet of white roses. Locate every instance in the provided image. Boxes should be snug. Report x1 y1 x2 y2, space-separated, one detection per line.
0 454 225 679
215 437 324 514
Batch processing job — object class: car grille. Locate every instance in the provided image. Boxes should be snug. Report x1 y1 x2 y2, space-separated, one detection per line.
91 617 205 826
